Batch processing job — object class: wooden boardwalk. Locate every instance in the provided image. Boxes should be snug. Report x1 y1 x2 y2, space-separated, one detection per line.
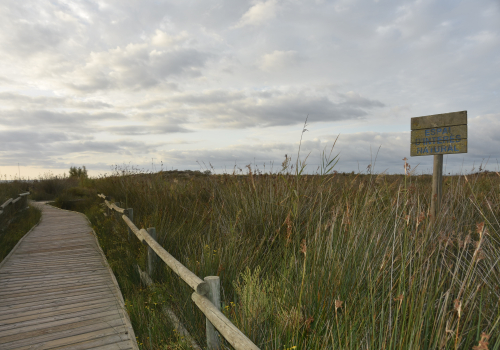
0 203 138 350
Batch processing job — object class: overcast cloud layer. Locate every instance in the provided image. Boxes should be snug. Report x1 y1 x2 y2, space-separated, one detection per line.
0 0 499 178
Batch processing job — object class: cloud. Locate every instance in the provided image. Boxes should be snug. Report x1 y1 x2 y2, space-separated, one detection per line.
0 110 125 128
0 134 159 167
233 0 280 28
105 124 192 135
166 88 385 128
65 44 211 92
0 93 112 109
151 30 190 48
0 130 83 144
258 50 302 71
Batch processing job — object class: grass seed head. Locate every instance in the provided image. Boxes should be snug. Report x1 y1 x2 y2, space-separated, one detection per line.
300 239 307 256
472 333 490 350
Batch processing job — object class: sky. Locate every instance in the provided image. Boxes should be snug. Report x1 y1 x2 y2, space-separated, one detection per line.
0 0 499 179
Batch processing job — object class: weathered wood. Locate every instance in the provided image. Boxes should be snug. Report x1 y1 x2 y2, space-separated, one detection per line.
122 215 146 245
147 227 157 278
136 221 209 296
411 110 467 130
0 297 117 322
192 292 260 350
430 154 443 222
122 213 208 294
126 208 133 242
0 203 138 350
0 198 12 209
410 139 467 156
205 276 221 350
103 200 126 214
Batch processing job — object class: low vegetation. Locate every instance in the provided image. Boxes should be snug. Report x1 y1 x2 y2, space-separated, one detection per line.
0 206 41 263
3 156 499 349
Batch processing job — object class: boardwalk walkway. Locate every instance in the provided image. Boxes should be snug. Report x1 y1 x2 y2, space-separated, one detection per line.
0 203 138 350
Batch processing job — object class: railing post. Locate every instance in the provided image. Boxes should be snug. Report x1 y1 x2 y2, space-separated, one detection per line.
7 201 12 222
126 208 133 242
115 202 120 220
147 227 157 278
204 276 221 350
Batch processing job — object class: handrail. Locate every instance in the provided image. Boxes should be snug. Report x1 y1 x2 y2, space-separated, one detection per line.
191 293 259 350
98 193 260 350
105 200 126 214
0 198 13 210
121 214 209 295
0 192 30 230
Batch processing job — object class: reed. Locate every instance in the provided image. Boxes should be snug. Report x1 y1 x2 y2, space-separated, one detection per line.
78 157 500 349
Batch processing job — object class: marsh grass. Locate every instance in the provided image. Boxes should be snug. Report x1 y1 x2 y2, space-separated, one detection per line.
0 205 41 262
72 156 499 350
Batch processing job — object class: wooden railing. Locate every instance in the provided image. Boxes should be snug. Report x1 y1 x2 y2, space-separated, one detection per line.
0 192 30 230
98 193 260 350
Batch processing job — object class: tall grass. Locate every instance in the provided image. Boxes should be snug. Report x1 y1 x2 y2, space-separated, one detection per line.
85 158 500 349
0 205 41 262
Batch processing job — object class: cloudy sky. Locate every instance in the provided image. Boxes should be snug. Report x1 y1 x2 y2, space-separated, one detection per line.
0 0 499 178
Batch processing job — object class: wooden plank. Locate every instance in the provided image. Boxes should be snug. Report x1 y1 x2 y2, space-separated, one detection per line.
411 124 467 143
0 279 110 298
410 139 467 156
0 264 108 275
0 270 108 285
0 263 105 273
0 269 110 280
0 309 121 336
0 313 122 344
0 270 111 288
411 110 467 130
4 254 99 263
0 297 117 321
1 318 127 349
51 337 134 350
0 285 118 306
0 292 118 314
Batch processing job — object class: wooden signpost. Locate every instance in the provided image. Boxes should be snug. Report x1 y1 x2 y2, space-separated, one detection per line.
411 111 467 221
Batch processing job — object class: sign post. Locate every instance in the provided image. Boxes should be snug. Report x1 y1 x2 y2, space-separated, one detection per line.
411 111 467 222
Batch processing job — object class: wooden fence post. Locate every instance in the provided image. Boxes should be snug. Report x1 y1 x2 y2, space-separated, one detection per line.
204 276 221 350
115 202 120 220
126 208 133 242
430 154 443 223
147 227 157 278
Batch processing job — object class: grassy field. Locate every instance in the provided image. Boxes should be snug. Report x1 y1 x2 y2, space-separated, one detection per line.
4 160 499 349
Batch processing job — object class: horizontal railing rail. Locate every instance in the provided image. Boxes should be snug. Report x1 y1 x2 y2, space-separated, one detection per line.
0 192 30 230
98 193 259 350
